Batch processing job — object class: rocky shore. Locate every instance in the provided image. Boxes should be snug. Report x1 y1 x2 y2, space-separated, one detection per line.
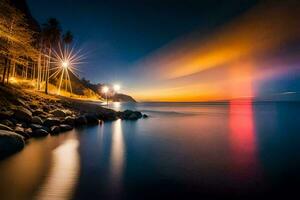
0 85 147 159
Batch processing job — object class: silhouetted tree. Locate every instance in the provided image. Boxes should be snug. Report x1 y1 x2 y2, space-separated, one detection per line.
42 18 61 93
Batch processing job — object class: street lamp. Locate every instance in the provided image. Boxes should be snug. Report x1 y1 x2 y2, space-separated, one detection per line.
102 86 109 106
113 84 120 92
62 60 69 68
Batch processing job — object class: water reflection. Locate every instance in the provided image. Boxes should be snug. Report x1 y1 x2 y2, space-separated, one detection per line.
229 99 259 182
109 119 125 193
34 136 80 200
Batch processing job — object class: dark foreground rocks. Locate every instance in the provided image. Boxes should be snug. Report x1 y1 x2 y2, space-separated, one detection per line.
0 85 148 159
0 130 25 159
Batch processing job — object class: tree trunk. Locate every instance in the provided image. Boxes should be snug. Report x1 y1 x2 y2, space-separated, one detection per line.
45 48 52 94
37 51 42 90
2 58 8 84
6 59 11 84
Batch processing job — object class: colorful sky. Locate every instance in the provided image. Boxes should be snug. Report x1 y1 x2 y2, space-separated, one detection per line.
28 0 300 101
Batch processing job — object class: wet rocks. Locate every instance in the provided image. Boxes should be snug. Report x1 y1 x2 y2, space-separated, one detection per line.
43 118 61 127
50 126 61 135
14 126 30 139
85 114 99 125
0 119 14 127
50 109 66 117
120 110 143 120
31 116 43 125
0 110 14 120
29 123 44 130
32 109 46 116
12 106 32 123
0 123 14 131
32 129 49 137
75 116 87 126
59 124 73 132
0 130 25 159
62 116 75 126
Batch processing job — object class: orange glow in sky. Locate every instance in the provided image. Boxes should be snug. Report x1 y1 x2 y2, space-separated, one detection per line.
127 0 300 102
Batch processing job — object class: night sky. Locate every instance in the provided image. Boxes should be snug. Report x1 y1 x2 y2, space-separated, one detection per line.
27 0 300 101
27 0 257 82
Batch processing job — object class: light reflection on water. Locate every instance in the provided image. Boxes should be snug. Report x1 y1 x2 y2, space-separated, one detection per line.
0 102 300 199
109 119 125 193
34 137 80 200
229 100 260 183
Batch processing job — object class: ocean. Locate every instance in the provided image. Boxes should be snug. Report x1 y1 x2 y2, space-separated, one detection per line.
0 101 300 199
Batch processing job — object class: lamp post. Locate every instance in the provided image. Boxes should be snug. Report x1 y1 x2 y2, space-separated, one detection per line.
102 86 109 106
113 84 120 93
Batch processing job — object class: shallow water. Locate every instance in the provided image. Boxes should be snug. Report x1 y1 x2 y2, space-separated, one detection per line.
1 101 300 199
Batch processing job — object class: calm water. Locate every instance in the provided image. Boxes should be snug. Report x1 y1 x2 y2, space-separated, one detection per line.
1 101 300 199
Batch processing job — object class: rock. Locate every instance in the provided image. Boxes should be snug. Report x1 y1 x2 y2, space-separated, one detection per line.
62 116 75 126
29 123 44 130
29 103 39 110
0 123 13 131
0 130 25 159
120 110 143 120
0 111 14 120
12 106 32 123
143 114 149 118
99 111 118 121
59 124 73 132
24 128 33 137
75 116 87 126
32 129 49 137
17 98 30 110
43 118 61 127
32 116 43 125
42 105 50 112
128 113 138 120
14 126 30 139
50 126 60 135
0 119 14 127
17 122 28 128
50 109 66 117
85 114 99 125
32 109 46 116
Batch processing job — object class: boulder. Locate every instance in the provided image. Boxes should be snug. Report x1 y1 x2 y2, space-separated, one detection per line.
120 110 143 120
143 114 149 118
0 123 13 131
50 109 66 117
29 123 44 130
13 106 32 123
17 98 30 110
32 116 43 125
75 116 87 126
50 126 61 135
0 119 14 127
14 126 30 139
85 114 99 125
24 128 33 137
32 109 46 116
0 130 25 159
99 111 118 121
62 116 75 126
43 118 61 127
32 129 49 137
59 124 73 132
0 111 14 120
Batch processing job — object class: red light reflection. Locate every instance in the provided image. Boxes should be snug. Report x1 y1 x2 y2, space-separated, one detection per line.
229 99 259 182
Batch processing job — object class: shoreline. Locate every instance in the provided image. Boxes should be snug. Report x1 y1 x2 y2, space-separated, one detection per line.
0 85 147 160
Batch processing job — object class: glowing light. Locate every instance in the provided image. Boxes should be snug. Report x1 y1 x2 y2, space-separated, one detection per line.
51 43 87 95
113 84 120 92
62 61 69 68
102 86 109 93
